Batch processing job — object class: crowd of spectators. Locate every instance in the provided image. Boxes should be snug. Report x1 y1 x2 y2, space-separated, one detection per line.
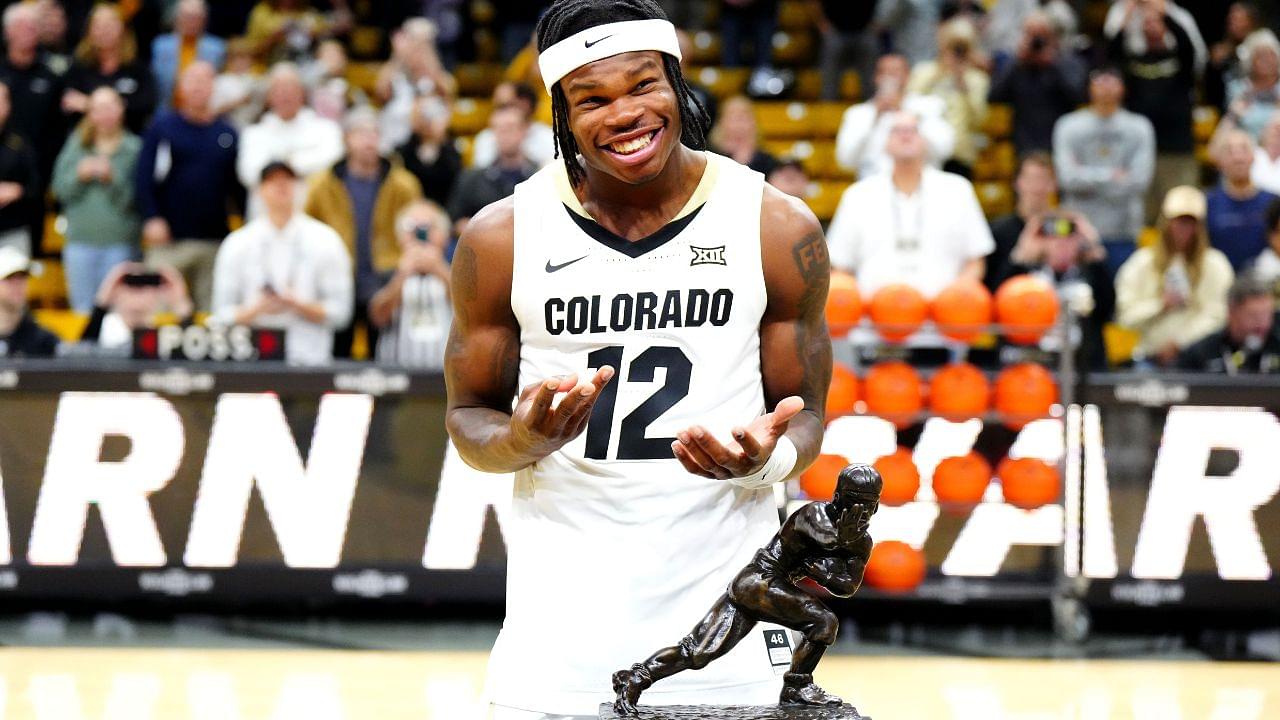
0 0 1277 375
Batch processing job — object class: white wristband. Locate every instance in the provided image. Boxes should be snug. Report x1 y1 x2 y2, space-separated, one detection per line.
729 436 799 489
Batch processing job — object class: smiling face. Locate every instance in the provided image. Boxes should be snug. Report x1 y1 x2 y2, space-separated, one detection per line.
560 51 683 186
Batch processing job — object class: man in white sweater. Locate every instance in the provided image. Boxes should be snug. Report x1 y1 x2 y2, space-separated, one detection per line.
236 63 343 220
212 161 352 365
827 111 993 298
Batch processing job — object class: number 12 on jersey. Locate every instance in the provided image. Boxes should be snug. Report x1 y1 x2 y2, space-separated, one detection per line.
584 345 692 460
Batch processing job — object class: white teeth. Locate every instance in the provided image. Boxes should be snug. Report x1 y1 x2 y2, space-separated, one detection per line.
609 130 656 155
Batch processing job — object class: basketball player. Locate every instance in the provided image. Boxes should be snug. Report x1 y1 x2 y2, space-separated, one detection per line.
612 465 882 716
443 1 832 717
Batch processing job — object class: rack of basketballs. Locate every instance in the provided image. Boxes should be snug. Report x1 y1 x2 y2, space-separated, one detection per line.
797 271 1068 596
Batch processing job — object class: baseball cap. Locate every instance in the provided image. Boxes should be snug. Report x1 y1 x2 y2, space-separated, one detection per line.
0 245 42 280
259 160 298 183
1162 185 1207 221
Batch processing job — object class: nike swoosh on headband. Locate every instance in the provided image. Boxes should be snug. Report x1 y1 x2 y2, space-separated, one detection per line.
585 34 613 48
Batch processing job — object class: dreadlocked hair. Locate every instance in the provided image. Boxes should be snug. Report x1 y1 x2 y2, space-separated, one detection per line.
535 0 710 186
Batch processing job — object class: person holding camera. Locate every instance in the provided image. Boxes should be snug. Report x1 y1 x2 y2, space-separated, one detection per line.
996 210 1116 370
1053 65 1156 277
369 200 452 369
989 11 1086 155
1107 0 1199 225
78 262 193 350
907 17 990 177
1116 186 1235 368
1222 30 1280 141
211 161 353 366
835 54 955 179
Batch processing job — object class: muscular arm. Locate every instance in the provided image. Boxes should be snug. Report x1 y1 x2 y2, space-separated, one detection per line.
443 200 528 472
444 199 613 473
760 186 832 479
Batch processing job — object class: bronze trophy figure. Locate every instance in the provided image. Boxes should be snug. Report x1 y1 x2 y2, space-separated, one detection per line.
604 464 882 720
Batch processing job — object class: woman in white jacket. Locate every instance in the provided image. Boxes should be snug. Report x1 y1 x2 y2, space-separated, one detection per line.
1116 185 1235 366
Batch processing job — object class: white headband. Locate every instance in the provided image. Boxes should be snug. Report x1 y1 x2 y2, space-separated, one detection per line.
537 19 682 95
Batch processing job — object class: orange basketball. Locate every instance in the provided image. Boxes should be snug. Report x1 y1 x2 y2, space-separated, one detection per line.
931 279 993 343
995 274 1059 344
869 283 928 342
826 271 862 338
997 457 1061 510
826 363 860 419
873 446 920 506
928 362 990 421
994 363 1058 430
865 540 927 593
863 361 924 429
933 452 992 510
799 453 849 501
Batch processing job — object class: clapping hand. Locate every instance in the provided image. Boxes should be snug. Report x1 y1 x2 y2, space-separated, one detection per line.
510 367 616 460
671 396 804 480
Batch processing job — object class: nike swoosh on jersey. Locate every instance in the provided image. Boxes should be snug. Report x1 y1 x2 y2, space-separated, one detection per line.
545 255 590 273
585 35 613 48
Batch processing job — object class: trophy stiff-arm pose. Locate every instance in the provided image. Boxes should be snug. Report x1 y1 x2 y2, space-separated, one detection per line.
612 465 883 716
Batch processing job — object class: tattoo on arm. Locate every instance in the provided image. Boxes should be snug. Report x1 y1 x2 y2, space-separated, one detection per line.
791 229 832 422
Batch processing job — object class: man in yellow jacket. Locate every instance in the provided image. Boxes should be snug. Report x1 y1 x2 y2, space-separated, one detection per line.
305 107 423 358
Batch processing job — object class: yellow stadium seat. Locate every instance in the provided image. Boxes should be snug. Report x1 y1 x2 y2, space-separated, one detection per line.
44 213 65 254
810 102 847 138
762 139 851 180
1104 323 1141 366
1193 106 1220 143
26 260 66 308
352 324 370 361
778 0 811 30
454 64 506 97
803 180 850 222
694 66 750 99
982 104 1013 140
975 182 1014 218
771 31 815 66
345 62 381 99
450 98 492 136
974 141 1016 181
689 31 721 65
1195 143 1213 169
755 102 816 139
455 135 475 168
793 69 861 102
349 26 384 59
33 309 88 342
1138 226 1160 248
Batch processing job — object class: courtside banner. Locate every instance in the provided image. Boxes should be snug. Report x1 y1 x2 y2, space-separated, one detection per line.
1075 374 1280 610
0 362 1275 610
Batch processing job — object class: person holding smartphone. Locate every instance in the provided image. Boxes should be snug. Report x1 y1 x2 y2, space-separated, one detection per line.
1116 186 1235 367
368 200 452 369
997 209 1115 369
78 262 193 350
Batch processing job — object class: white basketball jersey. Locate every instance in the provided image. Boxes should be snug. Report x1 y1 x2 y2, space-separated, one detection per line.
486 153 786 715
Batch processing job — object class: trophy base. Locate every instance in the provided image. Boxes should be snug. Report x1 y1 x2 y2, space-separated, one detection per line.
598 703 868 719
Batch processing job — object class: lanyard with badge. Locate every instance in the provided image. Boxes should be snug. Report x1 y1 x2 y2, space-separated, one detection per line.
890 186 924 275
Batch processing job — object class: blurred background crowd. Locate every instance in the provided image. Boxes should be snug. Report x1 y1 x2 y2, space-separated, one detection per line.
0 0 1277 374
